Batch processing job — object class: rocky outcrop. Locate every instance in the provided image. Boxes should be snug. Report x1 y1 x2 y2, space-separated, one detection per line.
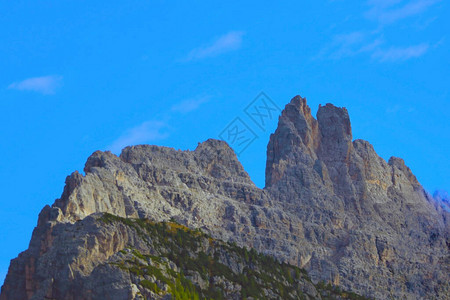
1 95 448 299
266 96 449 298
1 140 305 300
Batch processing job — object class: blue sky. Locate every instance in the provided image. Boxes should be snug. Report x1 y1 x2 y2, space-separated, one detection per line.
0 0 449 285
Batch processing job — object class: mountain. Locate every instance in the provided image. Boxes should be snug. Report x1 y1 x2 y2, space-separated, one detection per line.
434 190 450 213
1 96 448 299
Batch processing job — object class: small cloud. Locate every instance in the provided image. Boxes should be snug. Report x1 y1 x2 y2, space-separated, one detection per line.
331 31 367 57
386 104 402 114
317 30 429 62
8 75 63 95
372 43 429 61
317 1 440 62
359 38 385 52
315 31 384 59
432 37 445 48
366 0 438 24
171 96 210 114
184 31 244 61
108 121 169 154
413 16 438 30
315 31 364 59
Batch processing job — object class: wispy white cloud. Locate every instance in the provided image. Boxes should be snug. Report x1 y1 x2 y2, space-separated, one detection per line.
327 31 367 58
316 0 438 61
171 96 210 113
108 94 212 152
316 31 384 59
184 31 244 61
366 0 438 24
372 43 429 61
8 75 63 95
317 30 428 62
108 121 169 154
359 38 385 53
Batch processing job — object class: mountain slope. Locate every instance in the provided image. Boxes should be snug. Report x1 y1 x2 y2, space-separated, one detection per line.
1 96 448 299
3 212 368 299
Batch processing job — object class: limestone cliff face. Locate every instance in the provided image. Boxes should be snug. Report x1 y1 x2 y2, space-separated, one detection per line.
1 96 448 300
1 140 303 300
266 96 449 298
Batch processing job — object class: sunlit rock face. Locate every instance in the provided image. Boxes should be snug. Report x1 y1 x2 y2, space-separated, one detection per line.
1 96 448 300
266 96 449 298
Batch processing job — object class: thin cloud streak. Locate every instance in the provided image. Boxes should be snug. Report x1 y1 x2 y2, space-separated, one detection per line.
366 0 438 24
184 31 244 61
372 43 429 61
108 94 210 153
171 96 210 113
8 75 63 95
316 31 428 62
316 0 438 62
315 31 384 60
330 32 367 58
108 121 169 154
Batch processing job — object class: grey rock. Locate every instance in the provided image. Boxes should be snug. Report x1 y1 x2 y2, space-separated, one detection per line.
1 96 448 300
266 96 449 298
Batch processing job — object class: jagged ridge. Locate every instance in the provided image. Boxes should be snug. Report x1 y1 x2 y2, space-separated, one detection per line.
1 96 448 300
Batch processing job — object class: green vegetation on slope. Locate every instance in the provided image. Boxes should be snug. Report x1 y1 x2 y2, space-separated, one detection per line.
100 213 369 299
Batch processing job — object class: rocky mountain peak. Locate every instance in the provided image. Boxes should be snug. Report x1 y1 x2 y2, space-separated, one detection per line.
388 156 420 186
317 103 352 162
264 97 449 298
265 96 319 187
1 95 448 300
84 150 119 173
266 97 354 188
317 103 352 139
